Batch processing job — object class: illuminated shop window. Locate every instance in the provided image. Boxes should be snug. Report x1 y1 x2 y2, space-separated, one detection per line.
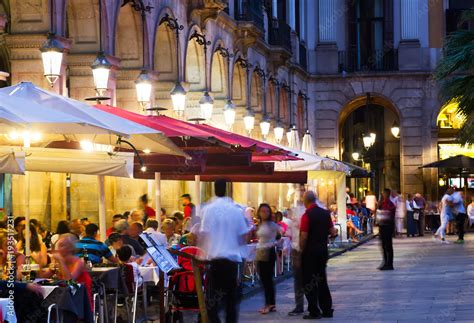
438 143 474 160
437 102 465 129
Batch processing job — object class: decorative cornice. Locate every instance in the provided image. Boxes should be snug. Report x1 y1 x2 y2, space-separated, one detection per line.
232 22 263 56
189 0 227 29
5 33 71 50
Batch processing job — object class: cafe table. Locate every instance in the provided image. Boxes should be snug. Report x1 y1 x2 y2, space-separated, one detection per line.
36 281 94 322
139 265 160 285
90 266 124 323
0 298 17 323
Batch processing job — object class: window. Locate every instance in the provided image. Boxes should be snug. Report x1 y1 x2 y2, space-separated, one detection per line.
437 102 465 129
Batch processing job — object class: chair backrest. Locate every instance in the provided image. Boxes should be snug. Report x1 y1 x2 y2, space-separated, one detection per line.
119 264 135 295
171 271 197 293
178 246 205 272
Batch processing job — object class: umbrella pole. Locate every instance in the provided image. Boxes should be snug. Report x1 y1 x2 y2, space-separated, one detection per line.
98 175 106 242
25 171 31 258
194 175 201 218
155 172 161 228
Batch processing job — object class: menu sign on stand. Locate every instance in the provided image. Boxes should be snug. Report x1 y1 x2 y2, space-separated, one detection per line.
139 233 180 273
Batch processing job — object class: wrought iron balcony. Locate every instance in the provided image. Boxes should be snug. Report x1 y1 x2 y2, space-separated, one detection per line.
338 48 398 73
268 19 292 53
234 0 264 31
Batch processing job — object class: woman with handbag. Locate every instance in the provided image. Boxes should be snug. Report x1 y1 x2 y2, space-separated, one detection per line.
406 194 419 237
255 203 281 314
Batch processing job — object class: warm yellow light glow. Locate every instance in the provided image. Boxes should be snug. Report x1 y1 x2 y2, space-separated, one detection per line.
439 178 445 187
437 102 466 129
6 131 42 147
438 144 474 160
80 140 113 153
143 149 151 154
140 165 147 172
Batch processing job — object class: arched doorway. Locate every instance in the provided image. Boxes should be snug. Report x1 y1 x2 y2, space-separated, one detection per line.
340 94 401 197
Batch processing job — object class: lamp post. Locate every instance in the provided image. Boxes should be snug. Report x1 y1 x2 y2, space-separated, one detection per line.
190 31 213 121
40 0 65 87
255 65 270 140
363 92 376 150
216 45 235 129
123 0 153 109
236 56 254 135
159 14 186 117
91 0 111 98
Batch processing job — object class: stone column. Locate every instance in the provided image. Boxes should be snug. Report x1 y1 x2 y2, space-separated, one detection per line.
315 0 338 74
398 0 421 70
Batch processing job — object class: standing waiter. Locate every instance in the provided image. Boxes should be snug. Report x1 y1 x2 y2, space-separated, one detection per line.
300 191 337 319
377 188 396 270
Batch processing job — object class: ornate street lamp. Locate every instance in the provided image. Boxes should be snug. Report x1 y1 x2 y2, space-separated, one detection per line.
363 133 373 150
123 0 153 109
90 0 111 98
362 92 376 149
236 56 254 135
216 45 235 129
190 31 213 121
40 0 65 87
391 121 400 138
159 14 186 117
273 123 285 143
352 152 360 161
255 65 270 139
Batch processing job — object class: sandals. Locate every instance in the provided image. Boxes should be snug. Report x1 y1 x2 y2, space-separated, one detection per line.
259 305 276 314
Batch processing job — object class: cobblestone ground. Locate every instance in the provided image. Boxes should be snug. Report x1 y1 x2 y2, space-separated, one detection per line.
237 233 474 323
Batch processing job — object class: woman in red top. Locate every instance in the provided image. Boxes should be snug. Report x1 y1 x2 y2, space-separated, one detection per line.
139 194 156 220
42 233 93 310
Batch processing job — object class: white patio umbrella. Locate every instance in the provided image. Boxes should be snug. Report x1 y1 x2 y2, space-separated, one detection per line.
0 82 188 157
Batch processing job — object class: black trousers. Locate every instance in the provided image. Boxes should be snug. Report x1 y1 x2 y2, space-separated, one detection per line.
206 259 239 323
456 213 467 240
302 247 332 316
417 211 425 236
257 248 276 306
291 249 304 311
379 224 394 268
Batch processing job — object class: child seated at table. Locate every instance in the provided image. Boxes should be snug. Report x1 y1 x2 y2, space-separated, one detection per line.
117 245 143 288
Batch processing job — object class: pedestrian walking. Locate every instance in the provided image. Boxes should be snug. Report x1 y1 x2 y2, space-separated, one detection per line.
300 191 337 319
468 195 474 230
406 194 419 237
255 203 280 314
391 190 405 237
434 187 454 244
377 188 396 270
288 199 306 316
414 193 427 236
200 179 249 323
452 189 467 244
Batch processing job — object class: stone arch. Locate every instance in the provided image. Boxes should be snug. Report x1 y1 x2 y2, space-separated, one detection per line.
210 39 228 99
231 54 247 107
184 25 206 91
66 0 99 53
153 10 178 82
114 3 143 68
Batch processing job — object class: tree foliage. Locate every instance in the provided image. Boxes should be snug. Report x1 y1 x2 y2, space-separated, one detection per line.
435 10 474 144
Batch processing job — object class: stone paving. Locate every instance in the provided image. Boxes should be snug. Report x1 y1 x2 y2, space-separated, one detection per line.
238 234 474 323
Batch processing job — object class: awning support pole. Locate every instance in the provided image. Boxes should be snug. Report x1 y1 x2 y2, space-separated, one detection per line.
98 175 106 242
195 175 201 217
155 172 161 228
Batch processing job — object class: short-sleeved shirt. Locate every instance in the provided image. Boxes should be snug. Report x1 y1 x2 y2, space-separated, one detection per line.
200 197 248 262
300 204 334 233
76 237 113 264
441 194 454 219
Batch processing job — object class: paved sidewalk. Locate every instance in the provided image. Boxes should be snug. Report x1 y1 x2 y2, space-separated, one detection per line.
238 234 474 322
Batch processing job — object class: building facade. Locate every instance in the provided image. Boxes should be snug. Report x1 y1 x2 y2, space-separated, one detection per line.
0 0 469 227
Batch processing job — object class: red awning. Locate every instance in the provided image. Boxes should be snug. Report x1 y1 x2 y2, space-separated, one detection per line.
93 104 296 160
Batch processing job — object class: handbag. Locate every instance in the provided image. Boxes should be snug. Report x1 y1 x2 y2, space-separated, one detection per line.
413 211 420 221
376 209 393 226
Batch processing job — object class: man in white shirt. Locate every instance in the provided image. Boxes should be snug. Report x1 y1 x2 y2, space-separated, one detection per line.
199 179 248 323
451 189 467 244
434 188 454 243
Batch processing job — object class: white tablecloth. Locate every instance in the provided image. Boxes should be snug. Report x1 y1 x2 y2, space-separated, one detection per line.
0 298 17 323
139 266 160 285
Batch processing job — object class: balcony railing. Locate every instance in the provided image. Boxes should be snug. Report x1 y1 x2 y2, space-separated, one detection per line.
268 19 292 52
338 48 398 72
299 42 307 70
234 0 264 31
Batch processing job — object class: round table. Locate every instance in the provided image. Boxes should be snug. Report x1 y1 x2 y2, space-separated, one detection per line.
139 266 160 285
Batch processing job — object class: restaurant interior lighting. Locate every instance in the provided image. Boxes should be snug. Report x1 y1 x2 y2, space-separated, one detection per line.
8 131 42 148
